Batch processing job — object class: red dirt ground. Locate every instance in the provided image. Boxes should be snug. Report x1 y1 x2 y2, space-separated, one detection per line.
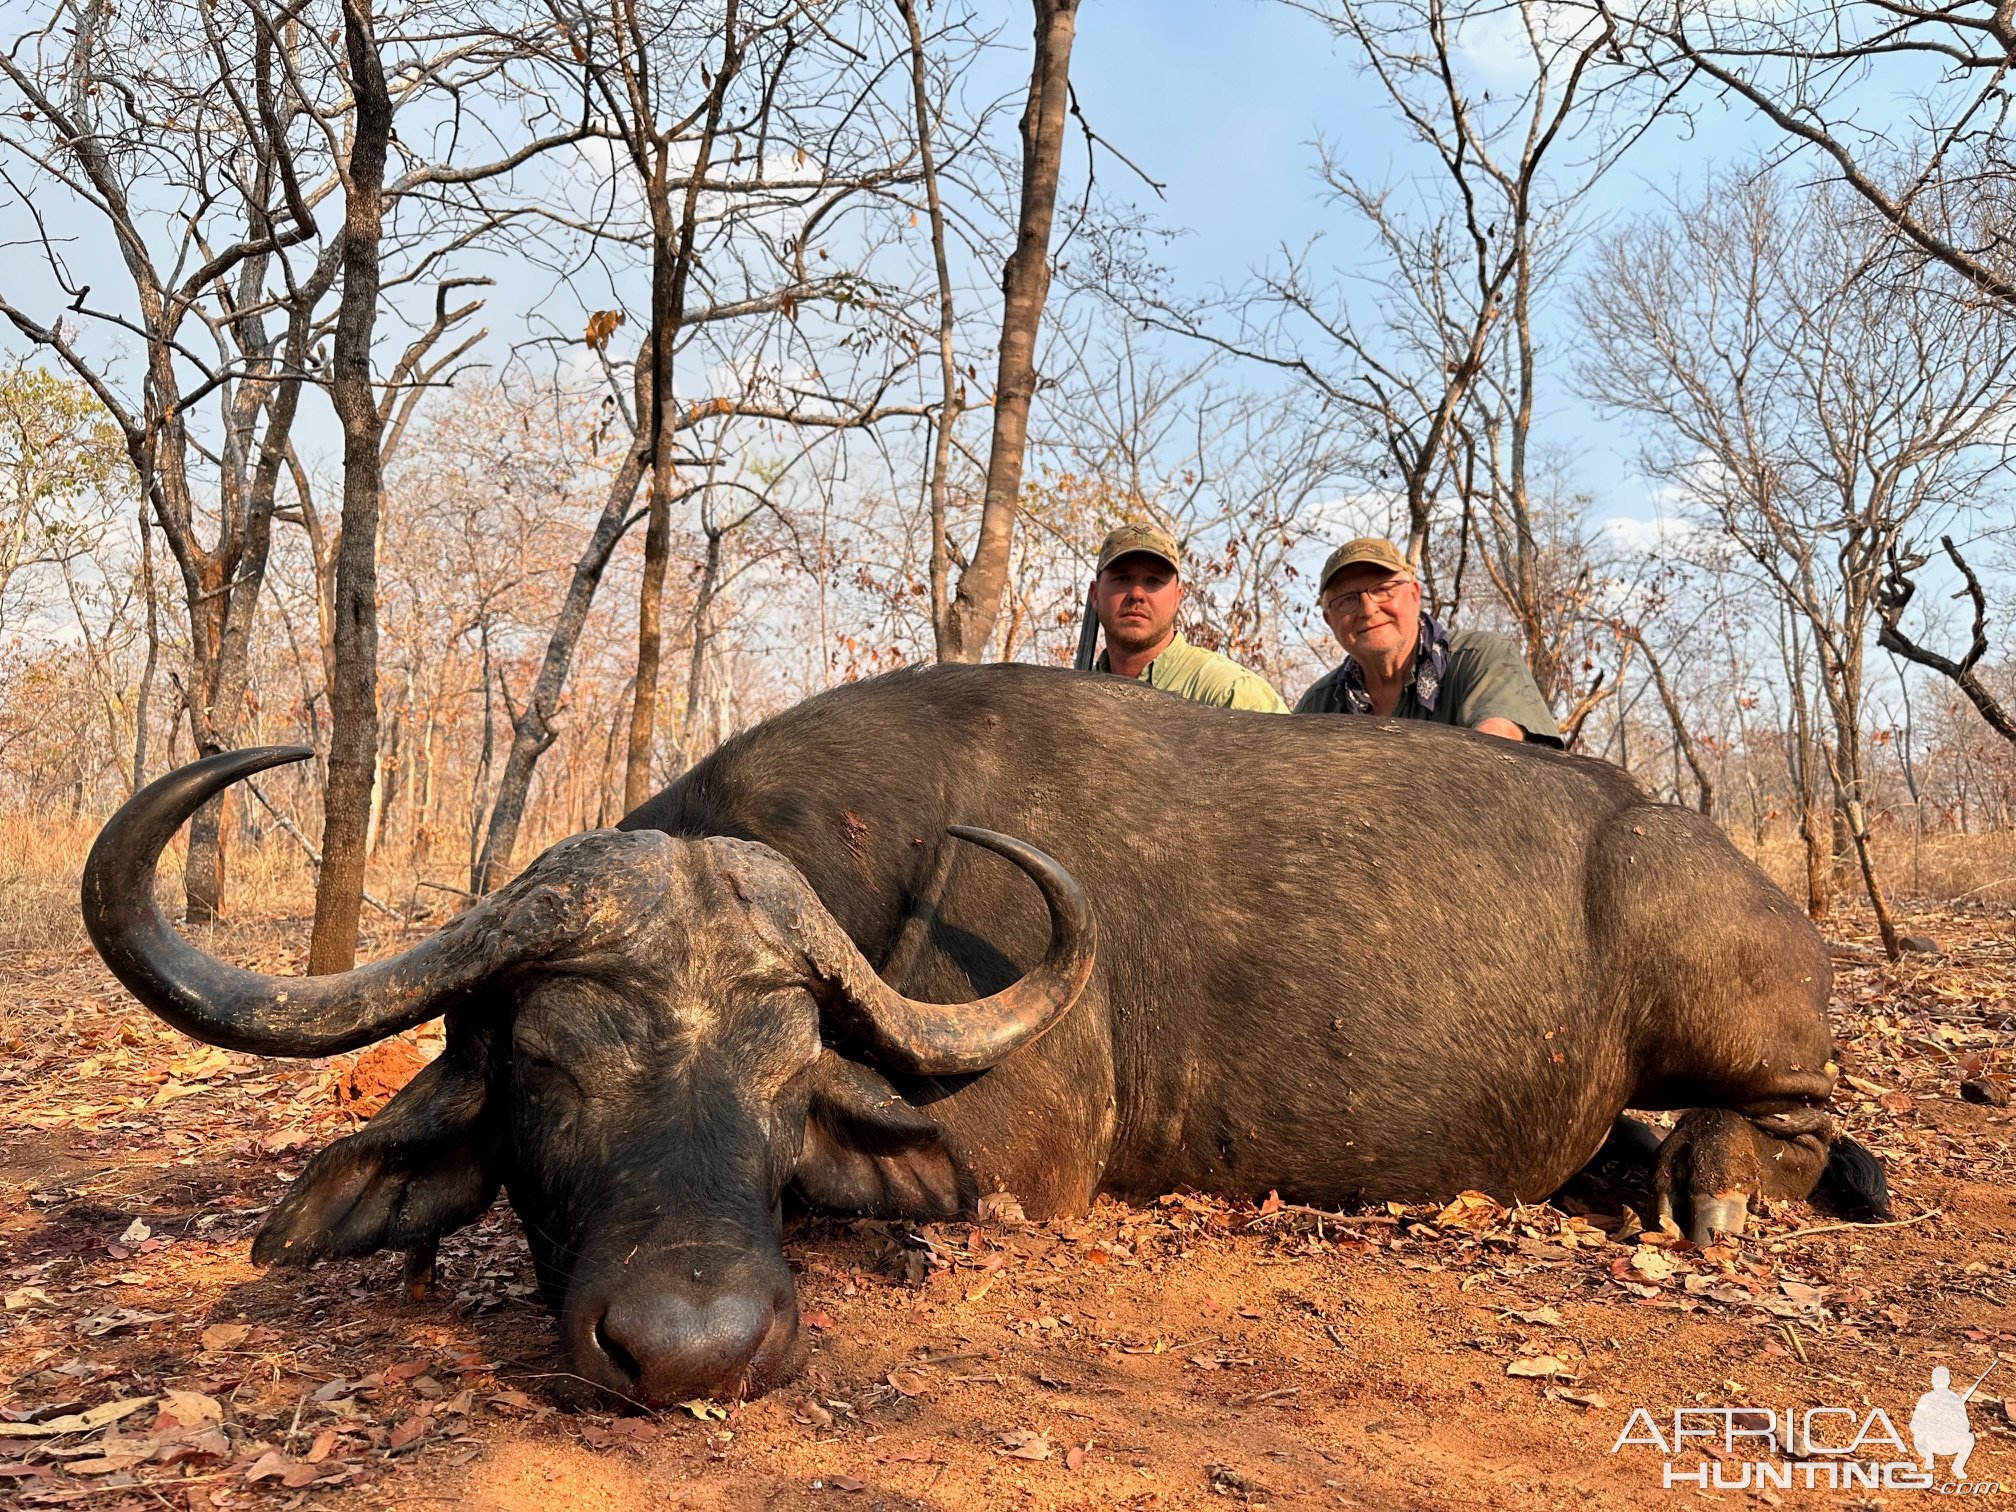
4 899 2015 1509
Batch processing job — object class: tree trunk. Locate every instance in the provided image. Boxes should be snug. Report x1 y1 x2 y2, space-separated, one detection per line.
307 0 391 974
937 0 1078 662
131 497 159 793
901 0 964 651
473 439 649 892
1631 632 1713 816
1784 620 1829 921
675 520 725 772
623 9 739 809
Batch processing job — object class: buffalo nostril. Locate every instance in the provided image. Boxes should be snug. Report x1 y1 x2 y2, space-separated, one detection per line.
593 1312 643 1385
593 1290 779 1405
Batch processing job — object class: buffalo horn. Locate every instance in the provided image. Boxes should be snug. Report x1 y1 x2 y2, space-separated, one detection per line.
82 748 546 1056
800 826 1096 1077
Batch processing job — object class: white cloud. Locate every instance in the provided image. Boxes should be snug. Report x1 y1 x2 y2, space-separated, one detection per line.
1598 512 1705 556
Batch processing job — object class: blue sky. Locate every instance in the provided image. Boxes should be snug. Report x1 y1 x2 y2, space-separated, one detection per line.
1055 0 1789 531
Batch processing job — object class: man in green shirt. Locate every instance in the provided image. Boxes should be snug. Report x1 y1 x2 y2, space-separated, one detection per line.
1295 537 1561 746
1088 523 1289 713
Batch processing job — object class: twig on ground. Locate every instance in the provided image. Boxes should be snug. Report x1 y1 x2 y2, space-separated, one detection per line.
1245 1204 1401 1229
913 1348 991 1367
1774 1209 1941 1242
1233 1385 1301 1406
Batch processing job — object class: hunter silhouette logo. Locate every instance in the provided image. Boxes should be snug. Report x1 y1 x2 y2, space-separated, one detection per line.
1911 1364 1991 1481
1612 1360 2004 1493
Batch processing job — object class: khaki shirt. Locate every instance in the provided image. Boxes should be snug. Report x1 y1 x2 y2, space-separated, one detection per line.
1101 632 1290 714
1296 628 1561 745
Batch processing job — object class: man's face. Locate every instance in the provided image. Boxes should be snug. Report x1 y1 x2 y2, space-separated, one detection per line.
1093 553 1182 657
1320 564 1422 663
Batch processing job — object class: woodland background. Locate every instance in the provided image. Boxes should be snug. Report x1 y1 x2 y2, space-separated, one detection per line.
4 0 2016 967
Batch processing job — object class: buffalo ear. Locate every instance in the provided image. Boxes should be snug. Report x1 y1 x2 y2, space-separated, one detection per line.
253 1020 502 1268
791 1052 968 1220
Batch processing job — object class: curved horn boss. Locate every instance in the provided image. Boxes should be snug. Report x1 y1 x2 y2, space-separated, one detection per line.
79 747 635 1057
789 826 1097 1076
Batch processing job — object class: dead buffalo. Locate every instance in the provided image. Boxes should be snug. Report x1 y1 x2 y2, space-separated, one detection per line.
81 662 1888 1405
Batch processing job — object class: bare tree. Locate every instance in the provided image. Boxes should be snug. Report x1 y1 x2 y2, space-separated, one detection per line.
1880 535 2016 745
1129 0 1666 714
934 0 1080 662
0 0 581 919
470 0 956 887
1579 167 2016 955
307 0 395 974
1630 0 2016 310
0 1 339 917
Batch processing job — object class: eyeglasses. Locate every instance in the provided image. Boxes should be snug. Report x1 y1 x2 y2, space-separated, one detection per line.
1322 579 1410 615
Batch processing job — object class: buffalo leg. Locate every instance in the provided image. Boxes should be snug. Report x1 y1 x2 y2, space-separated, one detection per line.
1652 1106 1831 1245
402 1240 438 1302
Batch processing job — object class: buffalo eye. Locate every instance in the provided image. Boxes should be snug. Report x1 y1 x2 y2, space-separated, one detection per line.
514 1050 582 1099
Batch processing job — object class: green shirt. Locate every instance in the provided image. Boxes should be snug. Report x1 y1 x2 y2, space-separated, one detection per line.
1100 632 1290 714
1295 627 1562 745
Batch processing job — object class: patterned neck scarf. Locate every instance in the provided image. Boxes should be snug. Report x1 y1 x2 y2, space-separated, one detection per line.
1336 611 1451 716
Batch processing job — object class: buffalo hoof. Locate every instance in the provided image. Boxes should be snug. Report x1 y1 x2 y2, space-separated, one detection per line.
1653 1106 1831 1247
1658 1189 1750 1246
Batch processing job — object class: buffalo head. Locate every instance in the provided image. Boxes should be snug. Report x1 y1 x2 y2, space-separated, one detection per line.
81 748 1095 1405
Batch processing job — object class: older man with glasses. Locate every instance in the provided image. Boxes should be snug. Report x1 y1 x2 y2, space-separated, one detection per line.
1295 537 1561 746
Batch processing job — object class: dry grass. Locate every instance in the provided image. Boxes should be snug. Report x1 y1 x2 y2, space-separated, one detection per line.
1 812 328 958
1739 828 2016 911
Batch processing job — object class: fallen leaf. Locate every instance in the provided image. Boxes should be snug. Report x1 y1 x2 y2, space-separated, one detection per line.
242 1450 292 1483
388 1416 430 1451
679 1399 728 1421
155 1389 223 1430
200 1323 250 1352
4 1287 53 1312
76 1308 167 1336
999 1428 1052 1461
886 1367 929 1398
1066 1443 1087 1471
1630 1248 1678 1283
383 1359 431 1384
1502 1306 1563 1327
0 1398 155 1439
802 1312 837 1330
1507 1356 1571 1379
304 1428 340 1464
1556 1388 1609 1410
611 1417 658 1443
795 1399 833 1429
67 1451 149 1475
1435 1190 1505 1230
118 1218 150 1245
976 1192 1027 1225
829 1474 867 1491
154 1427 229 1466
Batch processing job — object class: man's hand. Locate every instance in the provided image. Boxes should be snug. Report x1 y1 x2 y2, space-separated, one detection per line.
1474 717 1526 742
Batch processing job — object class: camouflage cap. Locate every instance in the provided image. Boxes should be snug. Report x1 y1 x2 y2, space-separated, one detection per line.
1318 536 1415 596
1095 522 1182 576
